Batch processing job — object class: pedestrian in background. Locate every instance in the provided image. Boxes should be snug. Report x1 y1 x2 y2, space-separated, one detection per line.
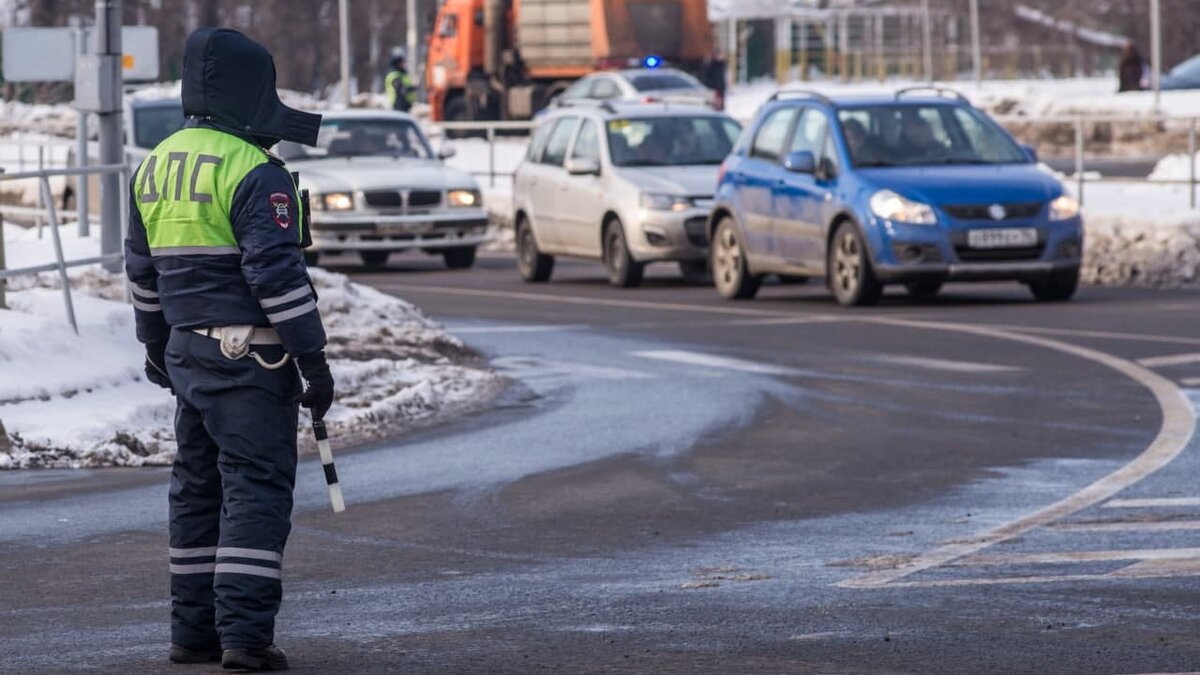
1118 40 1148 92
126 27 335 671
386 47 417 112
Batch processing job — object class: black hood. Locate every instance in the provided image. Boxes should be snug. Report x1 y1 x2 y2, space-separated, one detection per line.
182 28 322 147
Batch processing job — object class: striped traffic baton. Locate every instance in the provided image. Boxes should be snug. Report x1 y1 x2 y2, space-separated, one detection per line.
311 420 346 513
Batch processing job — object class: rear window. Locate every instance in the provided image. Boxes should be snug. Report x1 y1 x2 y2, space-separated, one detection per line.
133 103 184 149
628 73 700 92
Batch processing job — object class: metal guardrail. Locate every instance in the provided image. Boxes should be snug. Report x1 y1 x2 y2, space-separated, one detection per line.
0 162 129 334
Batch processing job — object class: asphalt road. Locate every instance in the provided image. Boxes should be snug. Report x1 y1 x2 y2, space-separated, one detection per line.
5 253 1200 674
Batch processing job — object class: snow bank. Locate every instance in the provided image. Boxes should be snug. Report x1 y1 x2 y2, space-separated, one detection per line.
0 225 501 469
1149 152 1199 182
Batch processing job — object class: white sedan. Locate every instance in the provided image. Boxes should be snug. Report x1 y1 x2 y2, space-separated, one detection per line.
279 110 490 268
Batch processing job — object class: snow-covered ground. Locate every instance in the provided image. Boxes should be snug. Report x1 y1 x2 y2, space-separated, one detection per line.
0 224 502 469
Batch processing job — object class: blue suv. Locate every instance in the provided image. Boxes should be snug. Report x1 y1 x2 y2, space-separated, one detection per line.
708 88 1083 306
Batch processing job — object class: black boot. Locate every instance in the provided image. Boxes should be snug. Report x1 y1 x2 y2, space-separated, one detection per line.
168 643 222 664
221 645 289 671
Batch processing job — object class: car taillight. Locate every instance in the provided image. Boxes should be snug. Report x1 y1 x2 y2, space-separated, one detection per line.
641 95 657 104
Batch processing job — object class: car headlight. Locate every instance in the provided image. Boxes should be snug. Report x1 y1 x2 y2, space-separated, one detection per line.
320 192 354 211
641 193 691 212
1049 195 1080 221
447 189 481 207
869 189 937 225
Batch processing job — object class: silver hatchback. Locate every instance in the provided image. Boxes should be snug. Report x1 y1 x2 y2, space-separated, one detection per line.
513 103 741 287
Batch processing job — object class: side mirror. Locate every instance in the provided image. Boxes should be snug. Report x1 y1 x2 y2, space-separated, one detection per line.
565 157 601 176
1022 144 1038 163
783 150 816 174
438 143 458 160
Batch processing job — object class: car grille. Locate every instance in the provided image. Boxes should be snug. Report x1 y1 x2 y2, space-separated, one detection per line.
361 190 443 210
942 201 1044 221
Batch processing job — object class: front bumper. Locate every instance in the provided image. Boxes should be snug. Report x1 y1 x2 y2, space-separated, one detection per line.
870 215 1083 283
626 206 712 262
310 209 490 252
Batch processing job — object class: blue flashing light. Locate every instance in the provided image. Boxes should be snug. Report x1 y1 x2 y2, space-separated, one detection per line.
643 55 663 69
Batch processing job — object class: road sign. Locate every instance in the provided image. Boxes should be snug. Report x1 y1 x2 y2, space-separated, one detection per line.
2 26 159 82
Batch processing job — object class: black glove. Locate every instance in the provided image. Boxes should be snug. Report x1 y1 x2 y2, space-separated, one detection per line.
144 342 173 393
296 351 335 421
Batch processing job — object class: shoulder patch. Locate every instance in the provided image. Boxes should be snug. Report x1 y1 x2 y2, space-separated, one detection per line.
270 192 293 229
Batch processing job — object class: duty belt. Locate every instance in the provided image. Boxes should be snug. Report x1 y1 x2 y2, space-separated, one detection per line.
192 326 283 345
192 326 291 370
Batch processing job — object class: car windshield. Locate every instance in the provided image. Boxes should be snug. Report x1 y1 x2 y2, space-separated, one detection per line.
133 103 184 149
607 116 741 167
279 119 433 161
837 104 1027 167
1170 54 1200 79
628 73 701 92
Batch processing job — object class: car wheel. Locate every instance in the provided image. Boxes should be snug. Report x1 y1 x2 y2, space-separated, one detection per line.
303 251 320 267
710 217 761 300
516 217 554 283
360 251 390 268
1028 269 1079 302
603 219 644 288
904 278 944 298
678 260 712 285
442 246 477 270
827 221 882 307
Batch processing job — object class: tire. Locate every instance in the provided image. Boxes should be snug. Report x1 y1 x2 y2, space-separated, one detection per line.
603 219 644 288
710 217 761 300
303 251 320 267
904 278 944 298
442 246 477 270
1028 269 1079 302
678 260 712 285
443 97 469 139
359 251 390 268
516 217 554 283
827 221 883 307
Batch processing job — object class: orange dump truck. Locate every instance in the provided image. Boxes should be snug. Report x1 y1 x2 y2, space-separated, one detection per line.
425 0 714 122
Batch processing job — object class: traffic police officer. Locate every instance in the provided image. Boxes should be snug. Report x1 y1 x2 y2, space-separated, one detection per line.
125 28 334 671
385 47 417 112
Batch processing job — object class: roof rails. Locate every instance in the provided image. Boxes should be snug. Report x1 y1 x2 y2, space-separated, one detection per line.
894 86 971 104
767 88 835 105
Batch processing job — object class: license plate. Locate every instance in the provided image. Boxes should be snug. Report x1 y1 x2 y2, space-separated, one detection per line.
967 228 1038 249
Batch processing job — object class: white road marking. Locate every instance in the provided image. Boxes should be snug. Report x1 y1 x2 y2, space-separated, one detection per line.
1182 377 1200 387
838 317 1196 589
632 350 797 376
957 548 1200 566
726 316 845 327
383 284 833 319
996 324 1200 347
450 324 589 334
491 356 655 381
874 354 1022 374
1138 352 1200 368
1051 520 1200 533
1105 497 1200 508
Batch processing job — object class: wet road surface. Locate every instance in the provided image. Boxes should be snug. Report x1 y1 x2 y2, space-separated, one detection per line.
4 254 1200 673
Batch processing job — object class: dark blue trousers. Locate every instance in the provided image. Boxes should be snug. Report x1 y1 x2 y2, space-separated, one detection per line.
164 329 301 651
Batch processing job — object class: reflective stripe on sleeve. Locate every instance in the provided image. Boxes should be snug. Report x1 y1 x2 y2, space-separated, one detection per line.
150 246 241 257
259 286 312 309
214 563 282 579
170 563 217 575
264 299 318 324
215 547 283 563
131 298 162 313
131 285 159 299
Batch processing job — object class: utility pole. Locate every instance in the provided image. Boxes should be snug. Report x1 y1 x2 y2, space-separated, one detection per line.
1150 0 1162 109
74 28 91 237
406 0 418 97
95 0 123 272
969 0 981 87
339 0 351 107
921 0 933 82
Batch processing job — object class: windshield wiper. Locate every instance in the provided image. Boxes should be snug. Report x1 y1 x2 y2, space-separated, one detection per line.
855 160 900 168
